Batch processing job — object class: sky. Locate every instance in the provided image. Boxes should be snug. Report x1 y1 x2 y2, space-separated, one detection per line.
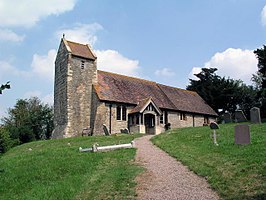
0 0 266 119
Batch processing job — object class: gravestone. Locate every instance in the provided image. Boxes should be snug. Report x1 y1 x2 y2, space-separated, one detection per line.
223 112 232 123
210 122 219 146
103 124 110 136
250 107 261 124
235 110 247 123
210 122 219 129
120 128 130 134
82 127 92 136
234 124 250 145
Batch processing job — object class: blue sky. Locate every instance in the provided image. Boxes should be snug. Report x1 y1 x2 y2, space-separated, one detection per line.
0 0 266 119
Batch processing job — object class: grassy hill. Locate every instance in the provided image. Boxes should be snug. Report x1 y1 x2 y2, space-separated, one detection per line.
0 134 142 200
152 123 266 200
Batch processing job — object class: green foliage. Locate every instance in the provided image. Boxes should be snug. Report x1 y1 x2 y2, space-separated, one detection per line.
0 134 143 199
254 46 266 118
0 127 12 153
254 45 266 89
1 97 54 146
152 123 266 200
0 81 10 94
187 68 258 117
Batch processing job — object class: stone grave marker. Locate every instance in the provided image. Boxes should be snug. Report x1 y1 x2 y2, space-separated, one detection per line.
235 110 247 123
210 122 219 146
250 107 261 124
223 112 232 123
103 124 110 136
124 128 130 134
234 124 250 145
82 127 92 136
120 128 130 134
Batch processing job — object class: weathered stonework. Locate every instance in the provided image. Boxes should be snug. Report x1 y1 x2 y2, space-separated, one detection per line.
53 39 97 138
53 39 217 138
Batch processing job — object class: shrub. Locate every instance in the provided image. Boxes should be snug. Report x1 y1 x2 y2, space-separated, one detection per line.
0 128 12 153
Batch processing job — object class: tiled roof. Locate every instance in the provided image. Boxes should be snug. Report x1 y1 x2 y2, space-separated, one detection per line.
129 97 162 115
95 70 217 116
65 40 96 60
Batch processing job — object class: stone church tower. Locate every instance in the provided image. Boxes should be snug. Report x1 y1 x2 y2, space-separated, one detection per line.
53 38 97 138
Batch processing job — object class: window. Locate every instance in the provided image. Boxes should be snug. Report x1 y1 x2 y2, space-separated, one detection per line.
180 112 187 121
164 111 168 124
117 105 127 121
81 60 85 69
204 116 209 124
116 106 121 120
136 114 139 124
160 112 164 124
122 106 127 120
146 104 154 111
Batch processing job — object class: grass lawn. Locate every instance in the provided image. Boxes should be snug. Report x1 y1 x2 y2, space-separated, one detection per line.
152 123 266 200
0 134 143 200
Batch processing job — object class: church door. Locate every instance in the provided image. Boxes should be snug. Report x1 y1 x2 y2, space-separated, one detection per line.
144 114 155 134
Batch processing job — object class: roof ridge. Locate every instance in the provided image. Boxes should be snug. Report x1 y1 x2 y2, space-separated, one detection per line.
97 70 156 84
65 39 88 47
157 83 198 95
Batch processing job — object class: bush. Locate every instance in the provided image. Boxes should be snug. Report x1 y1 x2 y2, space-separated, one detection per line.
0 128 12 153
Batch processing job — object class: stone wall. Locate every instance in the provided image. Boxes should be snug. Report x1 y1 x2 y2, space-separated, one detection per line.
168 111 216 129
53 41 69 138
66 56 97 137
91 102 135 135
53 39 97 138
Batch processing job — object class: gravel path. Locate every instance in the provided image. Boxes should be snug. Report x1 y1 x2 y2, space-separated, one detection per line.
134 135 220 200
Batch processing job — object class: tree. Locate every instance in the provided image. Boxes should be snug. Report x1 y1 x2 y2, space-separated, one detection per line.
254 45 266 89
0 127 12 153
2 97 54 145
0 82 10 94
254 45 266 118
187 68 258 117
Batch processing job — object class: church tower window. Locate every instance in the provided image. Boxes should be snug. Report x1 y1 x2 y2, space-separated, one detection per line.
81 60 85 69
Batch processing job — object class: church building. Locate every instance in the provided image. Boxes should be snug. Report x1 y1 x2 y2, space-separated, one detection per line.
52 38 217 138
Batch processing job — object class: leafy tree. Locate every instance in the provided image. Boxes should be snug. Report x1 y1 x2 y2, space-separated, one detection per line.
0 82 10 94
187 68 258 117
254 45 266 118
254 45 266 89
0 127 12 153
2 97 54 145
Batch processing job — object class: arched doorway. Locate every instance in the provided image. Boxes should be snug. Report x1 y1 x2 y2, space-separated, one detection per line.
144 114 155 134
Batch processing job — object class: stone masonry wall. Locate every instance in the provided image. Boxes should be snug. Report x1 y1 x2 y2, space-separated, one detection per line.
168 111 215 129
92 102 135 135
66 56 97 137
53 41 69 138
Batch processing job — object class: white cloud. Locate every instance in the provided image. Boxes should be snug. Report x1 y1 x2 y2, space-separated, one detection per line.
261 5 266 26
31 49 57 80
42 93 54 105
23 91 54 105
95 50 140 77
0 0 77 27
0 60 30 81
155 68 175 77
55 23 140 77
0 29 25 42
189 48 257 85
188 67 202 80
56 23 103 46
